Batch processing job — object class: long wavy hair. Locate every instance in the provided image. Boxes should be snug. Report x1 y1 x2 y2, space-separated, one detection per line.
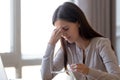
52 2 103 70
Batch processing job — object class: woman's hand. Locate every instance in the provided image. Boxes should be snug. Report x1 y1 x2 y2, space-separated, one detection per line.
49 27 63 45
70 64 89 75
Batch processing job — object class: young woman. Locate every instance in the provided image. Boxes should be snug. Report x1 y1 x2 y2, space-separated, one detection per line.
41 2 120 80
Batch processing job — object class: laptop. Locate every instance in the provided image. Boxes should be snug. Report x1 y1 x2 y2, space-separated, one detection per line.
0 56 8 80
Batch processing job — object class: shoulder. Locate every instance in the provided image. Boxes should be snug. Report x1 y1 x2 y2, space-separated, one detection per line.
91 37 116 57
93 37 114 54
91 37 111 46
90 37 113 51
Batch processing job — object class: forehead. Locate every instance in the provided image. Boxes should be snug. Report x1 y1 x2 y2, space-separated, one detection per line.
54 19 70 27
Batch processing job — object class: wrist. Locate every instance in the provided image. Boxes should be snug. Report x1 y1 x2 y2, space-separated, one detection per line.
84 67 89 75
48 39 56 46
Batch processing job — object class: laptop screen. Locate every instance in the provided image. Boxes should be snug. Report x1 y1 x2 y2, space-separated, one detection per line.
0 56 8 80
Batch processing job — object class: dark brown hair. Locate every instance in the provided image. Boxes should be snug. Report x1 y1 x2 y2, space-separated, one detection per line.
52 2 103 70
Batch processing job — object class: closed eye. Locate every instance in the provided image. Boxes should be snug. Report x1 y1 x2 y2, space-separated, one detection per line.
62 27 69 31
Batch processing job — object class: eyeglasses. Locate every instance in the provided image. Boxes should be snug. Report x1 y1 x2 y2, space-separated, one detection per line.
50 47 77 80
50 47 86 80
50 62 76 80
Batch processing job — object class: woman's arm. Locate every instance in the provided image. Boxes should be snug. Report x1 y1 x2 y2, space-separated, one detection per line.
41 44 64 80
41 44 55 80
88 38 120 80
41 25 64 80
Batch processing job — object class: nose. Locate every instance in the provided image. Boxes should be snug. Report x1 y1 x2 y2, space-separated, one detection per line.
62 32 68 38
62 31 67 36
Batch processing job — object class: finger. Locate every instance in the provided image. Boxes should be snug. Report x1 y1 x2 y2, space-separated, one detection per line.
71 64 82 68
70 64 78 71
70 64 76 67
55 28 63 36
70 64 83 72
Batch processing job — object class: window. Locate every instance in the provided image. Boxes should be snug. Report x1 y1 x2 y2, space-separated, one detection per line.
116 0 120 64
21 0 71 59
0 0 11 53
22 65 41 80
5 67 16 79
0 0 72 80
21 0 72 79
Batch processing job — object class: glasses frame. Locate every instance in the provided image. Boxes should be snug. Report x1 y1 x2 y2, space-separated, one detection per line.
50 47 77 80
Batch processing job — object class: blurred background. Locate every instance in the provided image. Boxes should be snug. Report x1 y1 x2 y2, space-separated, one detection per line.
0 0 120 80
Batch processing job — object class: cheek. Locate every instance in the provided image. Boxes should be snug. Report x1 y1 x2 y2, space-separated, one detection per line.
71 28 79 35
71 29 80 38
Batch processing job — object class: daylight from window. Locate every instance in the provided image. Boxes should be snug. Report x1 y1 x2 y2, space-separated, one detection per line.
116 0 120 27
116 0 120 64
21 0 71 59
0 0 11 53
1 0 72 80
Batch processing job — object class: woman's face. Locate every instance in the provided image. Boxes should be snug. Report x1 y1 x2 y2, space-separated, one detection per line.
54 19 80 43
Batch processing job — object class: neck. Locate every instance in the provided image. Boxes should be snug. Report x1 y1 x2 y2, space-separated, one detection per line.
75 38 90 50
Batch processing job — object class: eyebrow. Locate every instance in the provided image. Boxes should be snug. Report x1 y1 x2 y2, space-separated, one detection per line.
62 25 68 28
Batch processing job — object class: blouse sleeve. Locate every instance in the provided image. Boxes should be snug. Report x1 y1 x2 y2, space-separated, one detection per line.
88 38 120 80
40 44 64 80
